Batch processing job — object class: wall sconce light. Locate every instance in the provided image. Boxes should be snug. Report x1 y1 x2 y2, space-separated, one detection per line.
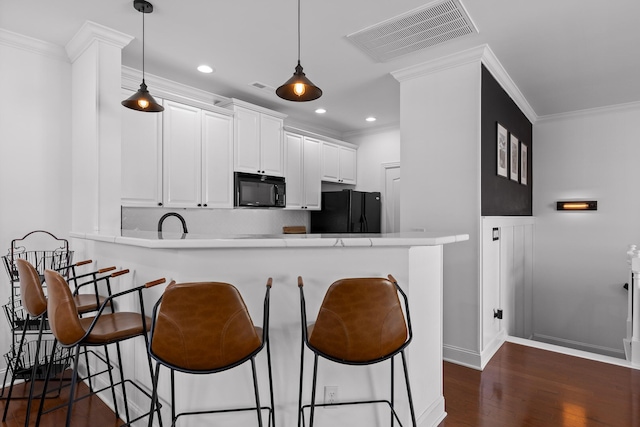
556 201 597 211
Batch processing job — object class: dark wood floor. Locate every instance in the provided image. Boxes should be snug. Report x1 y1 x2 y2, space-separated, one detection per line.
2 342 639 426
440 342 640 426
1 378 123 427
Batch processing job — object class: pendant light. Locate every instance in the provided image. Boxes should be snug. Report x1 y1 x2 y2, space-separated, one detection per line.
276 0 322 102
122 0 164 112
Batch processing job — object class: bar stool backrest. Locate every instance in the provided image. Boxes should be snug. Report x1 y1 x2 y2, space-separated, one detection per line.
150 281 262 371
308 277 408 362
44 269 86 346
16 259 47 318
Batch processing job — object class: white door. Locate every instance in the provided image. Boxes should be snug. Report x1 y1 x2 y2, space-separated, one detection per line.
382 163 401 233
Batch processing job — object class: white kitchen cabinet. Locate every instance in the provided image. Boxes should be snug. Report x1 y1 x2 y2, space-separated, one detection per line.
121 89 163 207
201 110 234 208
321 142 357 185
162 100 233 208
222 100 286 177
284 132 321 210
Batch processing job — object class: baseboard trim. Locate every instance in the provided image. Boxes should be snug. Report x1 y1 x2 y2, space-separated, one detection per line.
443 344 482 370
480 330 506 370
506 336 636 369
417 395 446 427
531 333 625 359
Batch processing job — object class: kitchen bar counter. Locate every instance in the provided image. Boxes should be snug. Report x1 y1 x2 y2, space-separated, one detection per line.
70 230 468 427
70 230 469 248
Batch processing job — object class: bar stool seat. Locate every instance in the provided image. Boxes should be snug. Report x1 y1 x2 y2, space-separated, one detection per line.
74 294 109 314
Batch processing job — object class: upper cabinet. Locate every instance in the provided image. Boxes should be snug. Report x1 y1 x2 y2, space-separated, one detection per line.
221 99 287 177
121 89 163 207
163 100 233 208
321 142 357 185
284 132 321 210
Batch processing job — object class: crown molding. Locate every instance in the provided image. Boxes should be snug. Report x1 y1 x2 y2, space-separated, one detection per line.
536 101 640 123
283 126 358 149
218 98 288 119
66 21 133 63
0 28 68 62
342 123 400 141
391 44 538 123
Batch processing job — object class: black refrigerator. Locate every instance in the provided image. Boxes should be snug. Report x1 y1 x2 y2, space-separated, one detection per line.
310 190 381 233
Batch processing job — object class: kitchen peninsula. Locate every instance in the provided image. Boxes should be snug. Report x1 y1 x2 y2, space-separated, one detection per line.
69 230 468 427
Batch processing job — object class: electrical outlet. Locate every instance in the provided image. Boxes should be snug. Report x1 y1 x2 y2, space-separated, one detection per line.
324 386 338 406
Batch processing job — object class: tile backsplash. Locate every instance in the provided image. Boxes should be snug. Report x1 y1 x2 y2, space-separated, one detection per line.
122 207 309 235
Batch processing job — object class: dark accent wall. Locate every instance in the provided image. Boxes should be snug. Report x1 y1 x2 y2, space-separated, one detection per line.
481 65 532 216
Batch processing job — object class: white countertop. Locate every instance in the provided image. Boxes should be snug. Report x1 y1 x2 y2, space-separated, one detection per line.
70 230 469 249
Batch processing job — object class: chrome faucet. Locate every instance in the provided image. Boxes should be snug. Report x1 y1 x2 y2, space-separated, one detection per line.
157 212 188 234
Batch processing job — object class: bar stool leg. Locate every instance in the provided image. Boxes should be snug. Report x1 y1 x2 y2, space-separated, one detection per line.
103 344 120 421
170 368 176 424
147 362 161 427
391 356 395 427
114 342 131 423
250 357 263 427
2 314 29 422
297 337 305 427
65 345 82 427
23 316 47 427
35 338 58 427
309 354 320 427
266 339 275 427
400 351 417 427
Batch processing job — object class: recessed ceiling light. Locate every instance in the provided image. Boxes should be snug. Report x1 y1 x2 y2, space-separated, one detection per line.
197 65 214 74
366 116 377 122
315 108 326 114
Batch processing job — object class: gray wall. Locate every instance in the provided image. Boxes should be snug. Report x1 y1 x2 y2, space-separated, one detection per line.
533 103 640 357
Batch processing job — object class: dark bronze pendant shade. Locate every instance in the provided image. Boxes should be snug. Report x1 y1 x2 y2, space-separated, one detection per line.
276 0 322 102
276 61 322 101
122 0 164 112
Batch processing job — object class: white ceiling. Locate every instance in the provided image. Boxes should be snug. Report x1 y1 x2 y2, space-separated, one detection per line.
2 0 639 136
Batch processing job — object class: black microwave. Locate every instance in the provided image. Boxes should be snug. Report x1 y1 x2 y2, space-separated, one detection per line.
234 172 286 208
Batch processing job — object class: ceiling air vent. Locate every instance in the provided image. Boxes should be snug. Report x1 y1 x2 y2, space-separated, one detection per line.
249 81 276 93
346 0 477 63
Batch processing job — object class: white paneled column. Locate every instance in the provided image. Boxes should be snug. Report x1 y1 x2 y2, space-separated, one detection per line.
65 22 132 232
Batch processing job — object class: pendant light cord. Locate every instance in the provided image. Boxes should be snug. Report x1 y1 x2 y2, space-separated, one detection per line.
142 8 146 82
297 0 301 63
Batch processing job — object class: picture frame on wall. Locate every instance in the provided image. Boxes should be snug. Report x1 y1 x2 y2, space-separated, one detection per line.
510 134 519 182
497 123 508 178
520 142 528 185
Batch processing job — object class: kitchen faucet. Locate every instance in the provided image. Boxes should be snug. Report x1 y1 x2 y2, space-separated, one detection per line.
157 212 188 234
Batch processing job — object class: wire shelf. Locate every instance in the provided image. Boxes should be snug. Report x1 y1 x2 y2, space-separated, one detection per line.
3 249 74 283
3 299 50 332
4 339 71 380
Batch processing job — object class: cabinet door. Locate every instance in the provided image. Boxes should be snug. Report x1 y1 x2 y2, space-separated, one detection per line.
201 110 233 208
303 137 322 210
260 114 284 176
284 132 304 209
234 106 261 173
339 146 357 185
163 101 202 208
321 142 340 182
121 89 162 206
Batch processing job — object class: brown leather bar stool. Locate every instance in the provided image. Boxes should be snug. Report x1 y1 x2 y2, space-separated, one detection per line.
147 279 275 427
2 259 119 426
36 269 164 427
297 275 417 427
